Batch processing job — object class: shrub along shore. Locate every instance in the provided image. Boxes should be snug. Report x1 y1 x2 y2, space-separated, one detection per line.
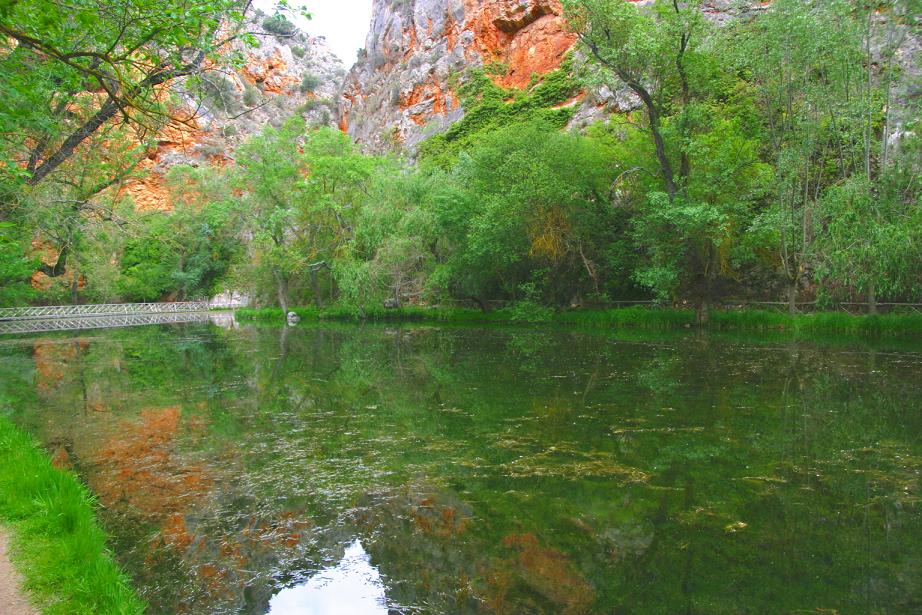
0 417 144 614
235 305 922 339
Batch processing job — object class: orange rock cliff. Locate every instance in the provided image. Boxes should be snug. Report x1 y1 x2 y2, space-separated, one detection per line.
117 17 345 212
339 0 581 152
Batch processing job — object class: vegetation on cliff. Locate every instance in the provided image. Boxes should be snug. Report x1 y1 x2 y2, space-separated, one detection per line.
0 0 919 325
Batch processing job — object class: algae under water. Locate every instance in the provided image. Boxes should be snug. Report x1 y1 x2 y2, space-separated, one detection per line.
0 323 920 614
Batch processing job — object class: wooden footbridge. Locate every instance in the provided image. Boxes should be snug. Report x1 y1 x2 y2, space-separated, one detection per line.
0 302 214 334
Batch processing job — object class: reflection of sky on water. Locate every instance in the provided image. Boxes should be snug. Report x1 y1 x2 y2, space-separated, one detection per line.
267 540 389 615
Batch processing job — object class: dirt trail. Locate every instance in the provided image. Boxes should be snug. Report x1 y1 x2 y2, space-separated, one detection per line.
0 529 38 615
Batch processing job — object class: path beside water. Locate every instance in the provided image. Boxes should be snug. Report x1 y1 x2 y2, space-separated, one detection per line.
0 529 38 615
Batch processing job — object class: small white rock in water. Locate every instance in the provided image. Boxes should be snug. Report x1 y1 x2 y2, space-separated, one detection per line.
287 311 301 325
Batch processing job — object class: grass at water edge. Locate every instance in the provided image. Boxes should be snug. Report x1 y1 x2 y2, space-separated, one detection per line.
235 305 922 339
0 417 144 614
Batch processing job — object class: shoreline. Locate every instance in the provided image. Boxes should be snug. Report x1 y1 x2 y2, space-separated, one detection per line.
235 306 922 340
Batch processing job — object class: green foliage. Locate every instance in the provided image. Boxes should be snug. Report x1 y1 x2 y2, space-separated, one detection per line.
501 282 555 323
730 0 875 305
816 171 922 301
242 83 260 107
418 64 580 167
0 0 250 192
334 168 444 311
299 72 322 93
116 171 242 302
291 45 306 58
117 216 179 301
0 222 36 307
0 417 144 614
231 119 383 310
425 120 636 306
567 0 776 318
628 109 773 302
262 13 297 37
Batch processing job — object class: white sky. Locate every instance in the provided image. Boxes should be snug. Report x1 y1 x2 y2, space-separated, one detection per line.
254 0 374 66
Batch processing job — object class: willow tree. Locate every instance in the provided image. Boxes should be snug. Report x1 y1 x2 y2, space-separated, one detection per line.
234 120 378 312
564 0 771 323
733 0 872 312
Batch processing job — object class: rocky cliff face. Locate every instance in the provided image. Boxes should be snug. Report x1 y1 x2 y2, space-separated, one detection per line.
339 0 578 152
337 0 775 153
339 0 920 155
122 15 346 211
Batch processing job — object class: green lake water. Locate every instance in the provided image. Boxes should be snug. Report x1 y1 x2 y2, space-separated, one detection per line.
1 322 920 614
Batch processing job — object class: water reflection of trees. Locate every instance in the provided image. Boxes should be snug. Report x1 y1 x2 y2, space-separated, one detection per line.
2 325 920 613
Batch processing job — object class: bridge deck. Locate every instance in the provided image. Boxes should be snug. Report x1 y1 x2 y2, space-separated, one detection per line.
0 302 209 321
0 312 221 334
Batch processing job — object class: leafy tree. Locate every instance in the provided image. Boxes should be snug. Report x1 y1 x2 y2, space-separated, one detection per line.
117 215 179 301
335 167 445 310
816 135 922 307
563 0 706 200
14 125 146 301
232 119 308 312
115 198 241 302
0 222 36 306
567 0 772 321
296 126 382 305
0 0 253 190
232 120 379 311
432 121 625 307
733 0 870 312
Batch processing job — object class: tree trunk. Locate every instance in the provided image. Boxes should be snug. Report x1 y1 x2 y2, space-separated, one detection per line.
695 297 710 326
39 244 69 277
867 278 877 315
470 295 489 313
310 268 323 307
274 270 289 314
788 282 798 315
25 52 207 186
27 100 119 185
70 264 79 305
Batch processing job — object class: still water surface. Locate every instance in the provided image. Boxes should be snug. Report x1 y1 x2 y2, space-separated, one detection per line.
1 323 920 614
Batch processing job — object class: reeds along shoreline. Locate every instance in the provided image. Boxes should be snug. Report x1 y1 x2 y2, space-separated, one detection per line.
233 306 922 339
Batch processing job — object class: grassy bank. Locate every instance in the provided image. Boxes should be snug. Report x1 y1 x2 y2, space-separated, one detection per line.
0 417 143 614
235 305 922 339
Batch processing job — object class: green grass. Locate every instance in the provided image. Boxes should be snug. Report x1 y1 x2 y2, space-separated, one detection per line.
235 305 922 338
0 417 144 614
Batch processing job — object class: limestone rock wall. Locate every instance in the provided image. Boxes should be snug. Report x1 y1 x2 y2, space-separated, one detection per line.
121 15 346 211
339 0 577 152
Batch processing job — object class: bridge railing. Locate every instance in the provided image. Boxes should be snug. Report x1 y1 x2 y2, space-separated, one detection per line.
0 312 219 334
0 301 210 321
